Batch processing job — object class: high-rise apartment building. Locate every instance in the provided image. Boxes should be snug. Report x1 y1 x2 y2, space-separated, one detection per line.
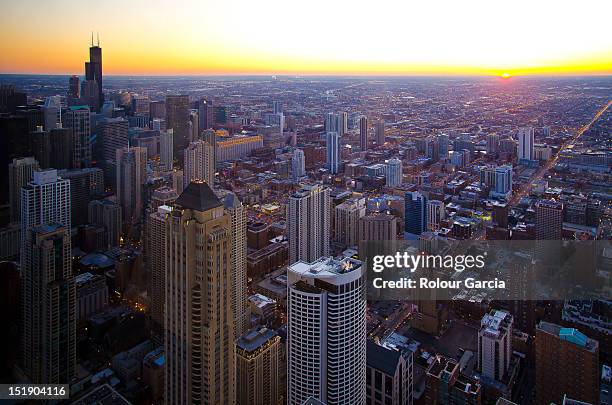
287 256 366 405
59 167 104 226
20 223 76 383
9 157 39 223
164 182 236 404
359 116 368 150
42 95 62 131
292 148 306 179
404 191 427 239
184 140 215 187
288 184 330 264
20 169 71 242
478 310 513 381
97 117 129 166
115 146 147 226
334 198 366 247
536 322 599 405
375 120 385 146
326 131 340 174
517 127 534 161
236 327 283 405
385 158 403 187
63 105 91 168
198 98 214 130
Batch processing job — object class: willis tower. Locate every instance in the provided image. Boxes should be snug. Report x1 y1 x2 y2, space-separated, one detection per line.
83 33 103 112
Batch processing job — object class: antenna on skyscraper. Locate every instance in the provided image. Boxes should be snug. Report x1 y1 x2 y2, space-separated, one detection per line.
91 32 94 47
97 32 99 46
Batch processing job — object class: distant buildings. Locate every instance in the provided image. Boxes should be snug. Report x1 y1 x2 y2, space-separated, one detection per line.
360 116 368 150
292 148 306 179
159 129 174 170
427 200 445 231
536 322 599 405
9 157 39 223
288 184 330 264
216 135 263 162
480 165 513 200
375 120 385 145
165 94 190 155
288 256 366 405
63 105 91 168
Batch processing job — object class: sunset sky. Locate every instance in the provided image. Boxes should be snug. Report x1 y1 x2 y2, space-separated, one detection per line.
1 0 611 76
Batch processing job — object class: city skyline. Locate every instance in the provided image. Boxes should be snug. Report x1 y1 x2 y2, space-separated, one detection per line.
1 0 611 76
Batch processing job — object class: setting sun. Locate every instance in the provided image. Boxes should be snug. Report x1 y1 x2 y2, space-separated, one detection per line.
501 72 511 79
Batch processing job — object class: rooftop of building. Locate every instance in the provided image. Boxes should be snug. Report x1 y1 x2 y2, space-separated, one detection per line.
480 309 512 339
289 256 362 278
537 321 599 352
249 293 276 308
366 341 402 376
175 181 222 211
236 327 277 353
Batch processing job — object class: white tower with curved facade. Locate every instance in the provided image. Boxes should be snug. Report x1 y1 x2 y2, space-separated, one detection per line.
287 256 366 405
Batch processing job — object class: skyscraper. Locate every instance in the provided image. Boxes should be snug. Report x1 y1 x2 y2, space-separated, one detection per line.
164 182 236 404
404 191 427 239
84 34 103 112
358 214 397 242
9 157 39 223
59 167 104 226
147 204 170 341
273 100 283 114
198 98 214 130
216 189 248 338
166 95 190 155
20 223 76 383
359 116 368 151
385 158 403 186
478 310 513 382
184 140 215 187
517 127 534 161
326 131 340 174
63 105 91 168
189 109 199 142
288 256 366 405
375 120 385 146
335 198 366 247
42 96 62 131
480 165 513 199
20 169 71 241
536 322 599 405
68 75 80 100
292 148 306 179
236 327 283 405
288 184 330 264
48 126 74 170
159 129 174 170
115 146 147 226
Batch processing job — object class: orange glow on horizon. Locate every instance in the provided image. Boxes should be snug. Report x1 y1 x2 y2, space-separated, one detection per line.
0 0 610 77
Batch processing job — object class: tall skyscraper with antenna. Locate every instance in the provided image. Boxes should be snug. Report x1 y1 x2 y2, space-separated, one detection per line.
83 33 103 112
